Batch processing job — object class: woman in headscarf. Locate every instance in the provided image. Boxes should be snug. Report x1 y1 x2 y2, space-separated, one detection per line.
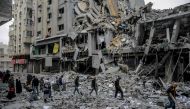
16 77 22 93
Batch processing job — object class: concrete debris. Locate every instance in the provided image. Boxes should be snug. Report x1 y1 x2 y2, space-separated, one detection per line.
1 68 190 108
4 0 190 109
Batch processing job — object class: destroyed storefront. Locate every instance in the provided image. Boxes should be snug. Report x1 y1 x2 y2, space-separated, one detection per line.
31 36 62 73
11 55 31 73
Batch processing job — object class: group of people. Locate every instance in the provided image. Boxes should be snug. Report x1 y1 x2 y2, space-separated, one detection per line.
0 71 178 108
73 76 124 99
29 76 52 102
0 70 11 83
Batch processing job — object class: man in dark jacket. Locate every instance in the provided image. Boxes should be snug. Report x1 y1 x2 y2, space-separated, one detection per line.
115 76 124 100
32 76 39 95
73 76 82 95
165 83 177 109
16 77 22 93
90 77 98 95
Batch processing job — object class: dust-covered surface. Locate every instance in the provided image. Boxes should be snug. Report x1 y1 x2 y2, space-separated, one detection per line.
1 66 190 109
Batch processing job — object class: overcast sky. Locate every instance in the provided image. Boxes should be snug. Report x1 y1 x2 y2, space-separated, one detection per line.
0 0 190 45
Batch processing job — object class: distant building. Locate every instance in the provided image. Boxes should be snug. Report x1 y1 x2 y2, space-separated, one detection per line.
10 0 34 73
0 43 13 71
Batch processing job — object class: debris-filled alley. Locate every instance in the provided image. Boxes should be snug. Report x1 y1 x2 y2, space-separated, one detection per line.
1 0 190 109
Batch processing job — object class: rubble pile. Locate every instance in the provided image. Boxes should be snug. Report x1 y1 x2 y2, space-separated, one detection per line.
1 66 190 109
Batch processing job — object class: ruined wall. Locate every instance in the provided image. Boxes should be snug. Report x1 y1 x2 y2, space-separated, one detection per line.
129 0 145 10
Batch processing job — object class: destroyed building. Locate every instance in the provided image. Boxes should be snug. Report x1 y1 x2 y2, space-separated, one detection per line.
30 0 190 82
0 0 12 26
30 0 145 73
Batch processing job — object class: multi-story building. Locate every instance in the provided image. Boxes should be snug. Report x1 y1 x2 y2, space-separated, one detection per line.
31 0 75 73
0 43 13 71
11 0 34 73
8 24 15 57
30 0 145 73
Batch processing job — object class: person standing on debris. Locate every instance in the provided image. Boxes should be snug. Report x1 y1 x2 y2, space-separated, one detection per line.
90 77 98 95
39 77 44 92
165 83 177 109
73 76 82 95
16 77 22 94
59 75 63 91
7 75 16 99
61 75 66 91
32 76 39 95
114 76 124 100
43 78 53 102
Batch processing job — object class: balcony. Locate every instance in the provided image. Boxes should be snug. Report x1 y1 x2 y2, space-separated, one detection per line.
23 37 32 44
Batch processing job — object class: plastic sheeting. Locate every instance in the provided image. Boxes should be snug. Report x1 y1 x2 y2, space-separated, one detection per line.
53 43 59 54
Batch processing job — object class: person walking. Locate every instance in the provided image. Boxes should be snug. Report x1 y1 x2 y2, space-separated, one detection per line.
16 77 22 93
7 75 16 99
43 78 53 102
73 76 82 95
114 76 124 100
90 77 98 95
32 76 39 95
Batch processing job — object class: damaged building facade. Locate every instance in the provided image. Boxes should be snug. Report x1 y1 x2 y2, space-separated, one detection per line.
30 0 190 82
31 0 144 73
10 0 34 73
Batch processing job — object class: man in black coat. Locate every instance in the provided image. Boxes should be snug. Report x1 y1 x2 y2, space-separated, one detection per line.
16 77 22 93
73 76 82 95
115 76 124 100
32 76 39 95
90 77 98 95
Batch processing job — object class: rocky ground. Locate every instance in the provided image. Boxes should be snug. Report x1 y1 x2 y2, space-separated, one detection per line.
1 66 190 109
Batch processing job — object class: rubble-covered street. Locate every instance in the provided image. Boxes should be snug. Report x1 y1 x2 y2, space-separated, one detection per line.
1 0 190 109
1 65 190 109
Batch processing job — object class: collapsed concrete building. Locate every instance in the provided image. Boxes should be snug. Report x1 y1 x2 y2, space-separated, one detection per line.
0 0 12 26
31 0 190 83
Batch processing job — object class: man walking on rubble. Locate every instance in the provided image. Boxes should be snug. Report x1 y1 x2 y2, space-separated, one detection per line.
32 76 39 95
115 76 124 100
43 78 53 102
16 77 22 94
165 83 177 109
90 77 98 95
73 76 82 95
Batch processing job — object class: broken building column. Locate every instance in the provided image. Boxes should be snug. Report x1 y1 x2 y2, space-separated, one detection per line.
177 57 184 81
105 30 113 48
171 19 181 43
60 37 63 72
166 28 171 42
135 23 144 45
165 54 174 83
